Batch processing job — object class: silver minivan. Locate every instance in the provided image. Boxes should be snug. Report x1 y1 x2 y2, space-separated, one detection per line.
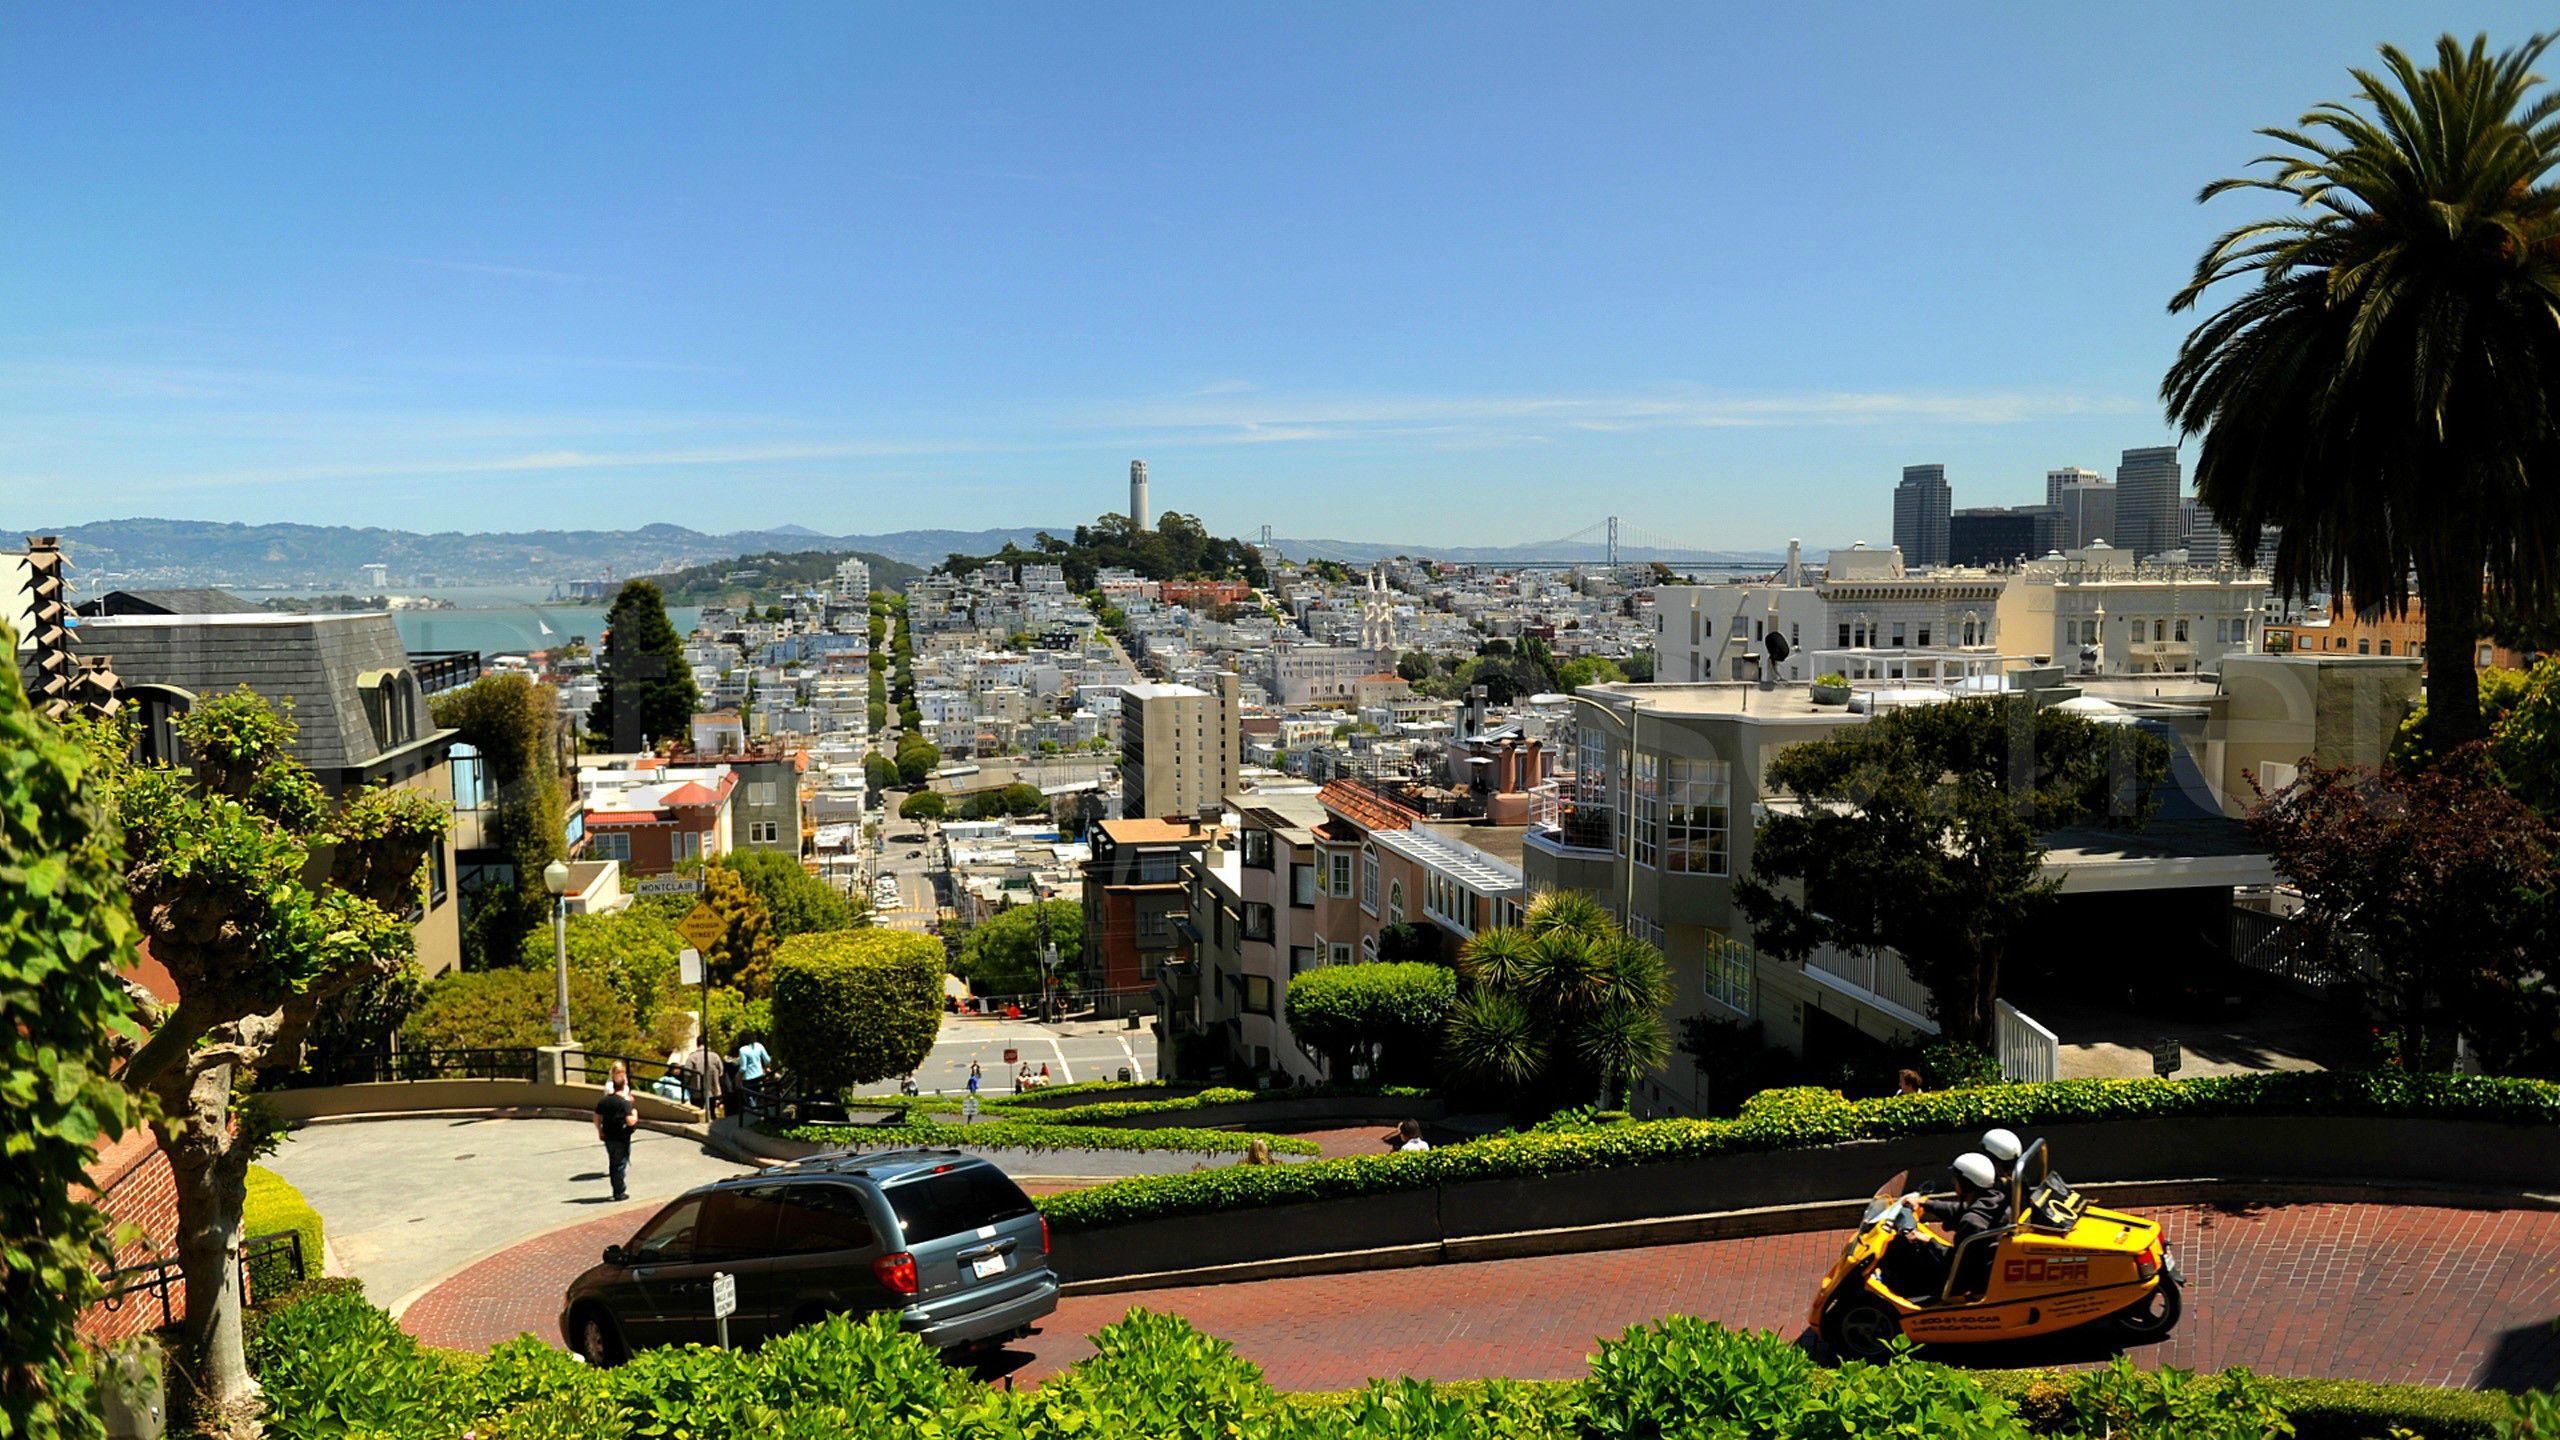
559 1149 1057 1364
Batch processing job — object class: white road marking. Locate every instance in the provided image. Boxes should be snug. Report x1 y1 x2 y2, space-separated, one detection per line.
1117 1034 1144 1082
1047 1037 1073 1082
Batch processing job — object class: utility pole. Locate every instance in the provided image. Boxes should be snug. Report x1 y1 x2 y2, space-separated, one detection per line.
1032 881 1060 1021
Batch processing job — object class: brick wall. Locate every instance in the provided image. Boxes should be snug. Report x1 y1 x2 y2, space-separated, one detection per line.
77 1129 183 1343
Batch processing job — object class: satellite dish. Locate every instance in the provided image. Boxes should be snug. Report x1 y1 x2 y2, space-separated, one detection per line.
1764 630 1792 665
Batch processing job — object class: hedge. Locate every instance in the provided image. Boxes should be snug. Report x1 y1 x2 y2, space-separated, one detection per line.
767 930 943 1092
779 1117 1322 1157
242 1165 325 1302
240 1282 2542 1438
399 965 642 1055
1039 1069 2560 1230
848 1081 1437 1124
1284 962 1455 1081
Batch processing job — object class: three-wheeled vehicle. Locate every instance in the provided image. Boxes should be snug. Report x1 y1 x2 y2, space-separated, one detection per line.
1807 1137 2183 1361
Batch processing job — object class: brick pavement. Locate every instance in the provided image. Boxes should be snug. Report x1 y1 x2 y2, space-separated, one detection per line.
402 1200 2560 1392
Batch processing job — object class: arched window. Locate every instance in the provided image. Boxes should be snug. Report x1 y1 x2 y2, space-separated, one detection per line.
128 684 197 766
1387 882 1405 926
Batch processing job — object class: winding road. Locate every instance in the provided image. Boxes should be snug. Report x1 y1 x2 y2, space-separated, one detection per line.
397 1196 2560 1392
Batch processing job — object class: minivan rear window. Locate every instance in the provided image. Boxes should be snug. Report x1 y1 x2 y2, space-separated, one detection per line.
882 1164 1035 1245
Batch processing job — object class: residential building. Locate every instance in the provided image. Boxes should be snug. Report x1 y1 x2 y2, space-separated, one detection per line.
831 556 872 603
1995 546 2268 676
1267 644 1388 705
1890 464 1951 568
2113 446 2185 561
1120 676 1240 820
1653 546 2003 686
1083 816 1214 1015
576 764 738 875
1160 578 1253 610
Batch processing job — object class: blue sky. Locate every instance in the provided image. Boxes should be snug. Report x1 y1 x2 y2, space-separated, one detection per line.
1 3 2544 549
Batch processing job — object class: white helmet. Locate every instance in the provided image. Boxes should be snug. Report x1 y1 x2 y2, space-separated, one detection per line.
1953 1153 1997 1190
1981 1128 2022 1165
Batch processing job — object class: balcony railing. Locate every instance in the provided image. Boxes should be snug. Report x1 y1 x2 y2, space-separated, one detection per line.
1527 779 1613 851
1804 944 1935 1025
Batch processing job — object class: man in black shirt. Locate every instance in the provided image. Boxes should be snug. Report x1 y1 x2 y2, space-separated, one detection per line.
595 1060 637 1201
1917 1152 2011 1299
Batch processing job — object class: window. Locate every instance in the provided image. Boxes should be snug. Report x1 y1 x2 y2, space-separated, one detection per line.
625 1196 703 1263
1916 625 1931 648
1138 907 1176 948
1243 902 1274 942
1291 863 1316 907
425 844 448 908
2174 619 2189 642
882 1165 1035 1246
1360 845 1380 915
589 831 631 862
1386 882 1406 926
1243 974 1273 1015
1663 754 1731 875
748 820 779 845
695 1185 786 1262
2380 640 2393 656
673 831 703 863
2358 638 2371 655
1702 934 1754 1015
769 1183 877 1254
1838 623 1852 648
1574 727 1616 847
1329 942 1354 964
1327 850 1355 898
748 782 778 806
1289 945 1314 977
1890 622 1906 647
1240 827 1274 869
1630 752 1661 868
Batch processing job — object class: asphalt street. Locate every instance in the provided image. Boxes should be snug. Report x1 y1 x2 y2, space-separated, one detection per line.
910 1015 1152 1096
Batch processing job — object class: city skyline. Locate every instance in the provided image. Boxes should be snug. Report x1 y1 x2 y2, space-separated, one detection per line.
4 2 2540 547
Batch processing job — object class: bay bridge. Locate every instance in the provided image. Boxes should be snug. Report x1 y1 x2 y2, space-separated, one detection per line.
1267 517 1786 575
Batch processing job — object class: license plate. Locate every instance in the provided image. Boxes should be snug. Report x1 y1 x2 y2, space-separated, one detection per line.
971 1254 1007 1279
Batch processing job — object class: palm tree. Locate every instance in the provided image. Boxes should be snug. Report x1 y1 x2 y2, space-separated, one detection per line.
2164 33 2560 747
1522 888 1611 940
1577 1002 1673 1110
1442 991 1545 1092
1455 927 1535 992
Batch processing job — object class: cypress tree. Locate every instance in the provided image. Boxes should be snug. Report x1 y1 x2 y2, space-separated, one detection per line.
588 580 698 749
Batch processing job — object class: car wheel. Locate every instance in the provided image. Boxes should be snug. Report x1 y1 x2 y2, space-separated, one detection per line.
1823 1296 1902 1364
2112 1277 2182 1341
575 1307 625 1368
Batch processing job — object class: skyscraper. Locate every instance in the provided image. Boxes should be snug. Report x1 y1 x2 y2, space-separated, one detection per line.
1129 460 1151 532
2041 468 2114 552
2115 446 2184 561
1891 464 1951 568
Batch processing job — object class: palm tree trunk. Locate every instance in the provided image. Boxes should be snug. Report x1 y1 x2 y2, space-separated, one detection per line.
2417 550 2486 748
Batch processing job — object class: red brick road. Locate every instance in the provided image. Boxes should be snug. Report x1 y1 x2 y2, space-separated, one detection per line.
402 1201 2560 1392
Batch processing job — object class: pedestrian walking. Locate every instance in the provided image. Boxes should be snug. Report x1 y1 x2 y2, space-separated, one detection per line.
737 1033 771 1084
967 1060 983 1097
595 1061 637 1201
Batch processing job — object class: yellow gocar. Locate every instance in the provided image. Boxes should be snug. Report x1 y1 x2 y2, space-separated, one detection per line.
1807 1138 2183 1362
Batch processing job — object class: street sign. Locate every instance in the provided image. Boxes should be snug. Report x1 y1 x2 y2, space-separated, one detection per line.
675 903 726 950
636 876 702 897
678 947 704 987
710 1271 736 1320
962 1094 980 1125
2151 1036 2183 1077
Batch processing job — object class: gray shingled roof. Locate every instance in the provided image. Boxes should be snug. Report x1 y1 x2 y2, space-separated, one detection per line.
75 611 426 774
81 588 266 616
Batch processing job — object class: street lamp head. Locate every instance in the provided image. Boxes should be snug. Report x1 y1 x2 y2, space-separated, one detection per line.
543 858 572 896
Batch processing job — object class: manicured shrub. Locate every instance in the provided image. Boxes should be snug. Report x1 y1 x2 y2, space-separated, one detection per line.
767 930 943 1092
1286 962 1456 1083
242 1165 325 1302
399 966 641 1054
1040 1069 2560 1231
780 1117 1319 1157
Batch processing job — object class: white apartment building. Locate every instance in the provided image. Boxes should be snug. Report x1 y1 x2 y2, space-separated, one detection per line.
1996 546 2269 677
1121 676 1241 821
831 556 871 603
1267 645 1387 706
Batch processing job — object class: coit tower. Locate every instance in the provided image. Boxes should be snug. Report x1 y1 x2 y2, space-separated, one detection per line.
1129 460 1150 531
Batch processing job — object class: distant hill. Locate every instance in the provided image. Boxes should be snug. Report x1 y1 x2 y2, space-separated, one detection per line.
651 549 924 605
1270 536 1795 568
22 518 1059 589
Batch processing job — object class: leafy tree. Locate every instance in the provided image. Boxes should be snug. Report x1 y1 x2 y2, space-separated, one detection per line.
1395 650 1434 682
716 850 861 938
961 782 1051 821
523 907 685 1024
768 931 945 1092
1286 962 1457 1084
896 736 941 787
2164 34 2560 747
2394 664 2536 774
697 864 779 996
898 791 949 821
956 900 1082 996
1447 892 1671 1109
863 753 899 792
399 967 641 1054
432 674 567 971
3 635 139 1440
587 580 698 749
90 690 445 1414
1738 698 2167 1047
1555 656 1629 691
2251 749 2558 1071
941 512 1268 591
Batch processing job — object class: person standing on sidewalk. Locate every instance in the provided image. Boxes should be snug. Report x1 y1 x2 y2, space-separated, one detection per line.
595 1061 637 1201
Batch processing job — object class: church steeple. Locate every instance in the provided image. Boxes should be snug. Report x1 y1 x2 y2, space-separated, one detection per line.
1361 565 1394 652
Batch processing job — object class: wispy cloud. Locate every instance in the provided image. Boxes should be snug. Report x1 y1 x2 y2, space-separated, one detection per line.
393 256 623 284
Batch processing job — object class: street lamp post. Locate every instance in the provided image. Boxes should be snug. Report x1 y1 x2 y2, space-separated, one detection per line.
544 858 574 1046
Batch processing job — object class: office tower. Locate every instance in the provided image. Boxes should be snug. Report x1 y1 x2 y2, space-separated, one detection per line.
1891 464 1951 568
2185 500 2229 565
1948 506 2048 567
1130 460 1151 531
1120 674 1239 820
2115 446 2183 561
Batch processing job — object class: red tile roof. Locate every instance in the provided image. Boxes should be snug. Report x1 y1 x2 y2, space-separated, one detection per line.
660 781 725 806
1319 779 1422 834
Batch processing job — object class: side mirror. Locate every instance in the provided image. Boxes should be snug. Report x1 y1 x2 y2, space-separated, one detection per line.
603 1244 627 1266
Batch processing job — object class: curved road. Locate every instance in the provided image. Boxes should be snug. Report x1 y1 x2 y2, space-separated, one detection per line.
402 1199 2560 1391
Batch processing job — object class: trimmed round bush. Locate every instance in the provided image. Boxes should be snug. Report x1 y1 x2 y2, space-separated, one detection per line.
769 930 945 1092
1286 961 1456 1083
398 966 640 1054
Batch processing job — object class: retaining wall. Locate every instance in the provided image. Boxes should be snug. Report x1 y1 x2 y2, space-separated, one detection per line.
262 1079 702 1127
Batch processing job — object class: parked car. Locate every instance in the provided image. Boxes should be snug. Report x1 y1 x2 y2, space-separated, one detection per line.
560 1150 1056 1365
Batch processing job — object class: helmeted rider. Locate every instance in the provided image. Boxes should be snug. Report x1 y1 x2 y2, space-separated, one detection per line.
1914 1152 2012 1298
1980 1128 2023 1186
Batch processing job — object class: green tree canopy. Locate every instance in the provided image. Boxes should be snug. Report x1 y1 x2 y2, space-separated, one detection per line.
400 966 641 1054
956 900 1082 996
525 906 686 1024
942 513 1267 591
587 580 698 749
1286 961 1457 1085
769 930 945 1092
2 629 140 1437
432 673 567 971
1738 698 2168 1046
716 850 861 938
2164 34 2560 747
960 783 1052 821
1445 892 1670 1109
898 790 949 821
697 864 779 996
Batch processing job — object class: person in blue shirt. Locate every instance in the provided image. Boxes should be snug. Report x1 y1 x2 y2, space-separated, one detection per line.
737 1036 770 1083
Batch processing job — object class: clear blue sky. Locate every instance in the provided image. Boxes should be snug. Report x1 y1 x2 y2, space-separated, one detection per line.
2 3 2543 548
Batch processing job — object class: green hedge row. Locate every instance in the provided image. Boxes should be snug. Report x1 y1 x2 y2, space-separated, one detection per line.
779 1118 1323 1157
241 1282 2538 1439
848 1081 1435 1126
242 1164 325 1302
1040 1070 2560 1230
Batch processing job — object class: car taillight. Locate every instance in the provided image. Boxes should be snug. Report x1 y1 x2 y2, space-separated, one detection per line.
2135 1242 2160 1281
1039 1215 1051 1256
872 1251 918 1296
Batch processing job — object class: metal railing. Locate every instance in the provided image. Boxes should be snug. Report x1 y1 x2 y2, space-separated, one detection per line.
286 1047 539 1087
566 1051 710 1109
96 1230 307 1331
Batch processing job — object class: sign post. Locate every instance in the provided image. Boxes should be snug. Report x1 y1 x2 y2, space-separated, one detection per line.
710 1271 736 1350
2150 1036 2183 1078
676 901 726 1103
962 1093 979 1126
636 876 703 898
